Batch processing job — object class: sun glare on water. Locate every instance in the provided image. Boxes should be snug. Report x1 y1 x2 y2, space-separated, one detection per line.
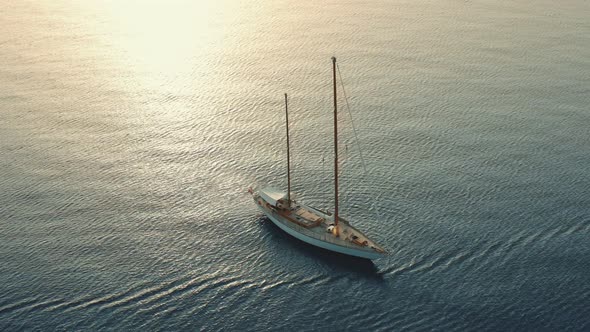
86 1 244 93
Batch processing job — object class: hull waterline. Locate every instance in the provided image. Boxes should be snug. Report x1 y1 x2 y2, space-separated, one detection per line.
257 205 385 260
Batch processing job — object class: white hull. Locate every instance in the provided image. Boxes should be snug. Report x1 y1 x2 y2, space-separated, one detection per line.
257 205 384 260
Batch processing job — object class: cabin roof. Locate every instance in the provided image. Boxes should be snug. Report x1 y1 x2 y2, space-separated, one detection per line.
259 187 287 206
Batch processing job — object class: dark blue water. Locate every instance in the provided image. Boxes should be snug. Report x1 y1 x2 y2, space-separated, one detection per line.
1 0 589 330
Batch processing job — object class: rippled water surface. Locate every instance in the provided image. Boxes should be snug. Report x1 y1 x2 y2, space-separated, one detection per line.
1 0 589 330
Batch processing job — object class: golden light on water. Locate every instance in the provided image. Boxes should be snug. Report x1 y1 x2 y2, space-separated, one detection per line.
109 2 200 73
88 1 244 93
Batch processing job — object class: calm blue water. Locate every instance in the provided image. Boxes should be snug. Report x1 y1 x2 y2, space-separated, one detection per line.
1 0 589 330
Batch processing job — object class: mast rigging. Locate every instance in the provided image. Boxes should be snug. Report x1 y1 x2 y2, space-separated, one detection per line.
332 57 339 236
285 93 291 204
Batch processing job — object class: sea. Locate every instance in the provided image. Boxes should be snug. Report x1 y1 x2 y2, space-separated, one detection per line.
1 0 589 331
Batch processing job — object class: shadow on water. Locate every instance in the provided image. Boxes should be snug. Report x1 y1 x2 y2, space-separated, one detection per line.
258 216 384 281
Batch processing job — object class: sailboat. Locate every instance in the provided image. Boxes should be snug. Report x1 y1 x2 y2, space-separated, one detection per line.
249 57 387 260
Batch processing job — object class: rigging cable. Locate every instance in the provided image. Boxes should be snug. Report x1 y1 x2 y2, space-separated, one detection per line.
337 63 368 175
336 62 384 224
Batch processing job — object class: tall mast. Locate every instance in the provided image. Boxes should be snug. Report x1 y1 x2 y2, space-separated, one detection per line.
332 56 339 235
285 93 291 204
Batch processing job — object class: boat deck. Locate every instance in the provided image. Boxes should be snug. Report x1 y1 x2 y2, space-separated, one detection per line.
254 191 386 254
289 206 324 227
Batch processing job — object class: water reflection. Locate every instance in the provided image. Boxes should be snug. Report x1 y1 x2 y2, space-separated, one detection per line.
83 1 245 95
